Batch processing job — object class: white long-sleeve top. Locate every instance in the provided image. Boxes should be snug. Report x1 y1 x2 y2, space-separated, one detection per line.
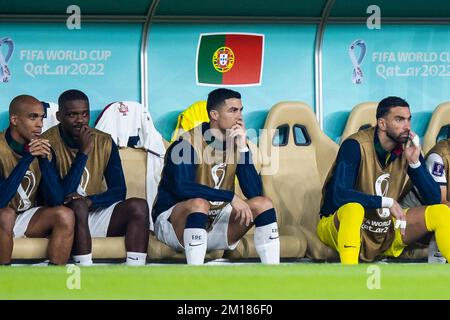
95 101 166 231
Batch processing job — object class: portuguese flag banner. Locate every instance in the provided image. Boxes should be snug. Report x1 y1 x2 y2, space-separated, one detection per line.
196 33 264 86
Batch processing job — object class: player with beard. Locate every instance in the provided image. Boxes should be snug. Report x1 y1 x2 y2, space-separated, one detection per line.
317 96 450 264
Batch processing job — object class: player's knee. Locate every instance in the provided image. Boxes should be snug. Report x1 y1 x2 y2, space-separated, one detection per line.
249 196 273 214
338 202 364 224
0 208 15 233
427 204 449 217
125 197 149 213
425 204 450 231
69 199 90 221
186 198 210 213
52 206 75 231
125 198 149 223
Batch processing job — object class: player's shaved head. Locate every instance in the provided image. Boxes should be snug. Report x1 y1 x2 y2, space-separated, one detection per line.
58 89 89 111
8 94 45 144
9 95 41 116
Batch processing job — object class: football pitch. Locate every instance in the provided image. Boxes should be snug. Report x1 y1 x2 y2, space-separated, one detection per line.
0 262 449 299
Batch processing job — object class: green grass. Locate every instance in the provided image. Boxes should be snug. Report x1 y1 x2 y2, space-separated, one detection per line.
0 263 449 299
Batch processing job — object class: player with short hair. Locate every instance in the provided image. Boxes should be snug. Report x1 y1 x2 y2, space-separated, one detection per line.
0 95 74 265
317 96 450 264
42 89 149 266
153 88 280 265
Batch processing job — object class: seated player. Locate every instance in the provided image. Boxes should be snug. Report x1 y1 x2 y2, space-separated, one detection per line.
0 95 74 266
402 134 450 263
42 90 149 266
153 88 280 265
317 96 450 264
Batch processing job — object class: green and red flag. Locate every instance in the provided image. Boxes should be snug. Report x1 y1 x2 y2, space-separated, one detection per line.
196 33 264 86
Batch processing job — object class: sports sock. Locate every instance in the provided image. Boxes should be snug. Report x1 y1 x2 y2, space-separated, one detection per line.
126 252 147 266
72 253 93 266
254 208 280 264
337 203 364 265
425 204 450 262
184 212 208 265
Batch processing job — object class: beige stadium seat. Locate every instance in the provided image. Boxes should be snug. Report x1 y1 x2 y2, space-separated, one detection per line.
249 102 339 260
12 238 48 260
423 102 450 154
340 102 377 143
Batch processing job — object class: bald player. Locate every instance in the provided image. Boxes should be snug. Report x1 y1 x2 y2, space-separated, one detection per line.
0 95 74 265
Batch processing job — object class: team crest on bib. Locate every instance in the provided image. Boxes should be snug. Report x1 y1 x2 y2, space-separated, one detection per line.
432 161 444 177
212 46 235 73
17 170 36 211
375 173 390 218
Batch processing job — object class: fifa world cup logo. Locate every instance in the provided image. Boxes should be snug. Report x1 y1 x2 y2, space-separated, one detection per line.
0 37 14 83
349 39 366 84
17 170 36 211
77 167 90 196
375 173 390 218
209 162 226 206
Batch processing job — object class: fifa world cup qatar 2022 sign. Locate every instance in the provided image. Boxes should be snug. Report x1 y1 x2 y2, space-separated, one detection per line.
19 49 112 78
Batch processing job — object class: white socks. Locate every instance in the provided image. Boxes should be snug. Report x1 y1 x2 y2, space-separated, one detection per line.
254 222 280 264
428 235 447 264
126 252 147 266
183 228 207 265
72 253 93 266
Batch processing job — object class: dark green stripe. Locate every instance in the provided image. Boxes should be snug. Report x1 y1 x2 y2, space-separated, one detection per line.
197 34 225 84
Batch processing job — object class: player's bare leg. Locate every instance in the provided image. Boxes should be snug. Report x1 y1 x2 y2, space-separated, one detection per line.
25 206 75 265
107 198 150 265
0 208 15 265
66 198 92 265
